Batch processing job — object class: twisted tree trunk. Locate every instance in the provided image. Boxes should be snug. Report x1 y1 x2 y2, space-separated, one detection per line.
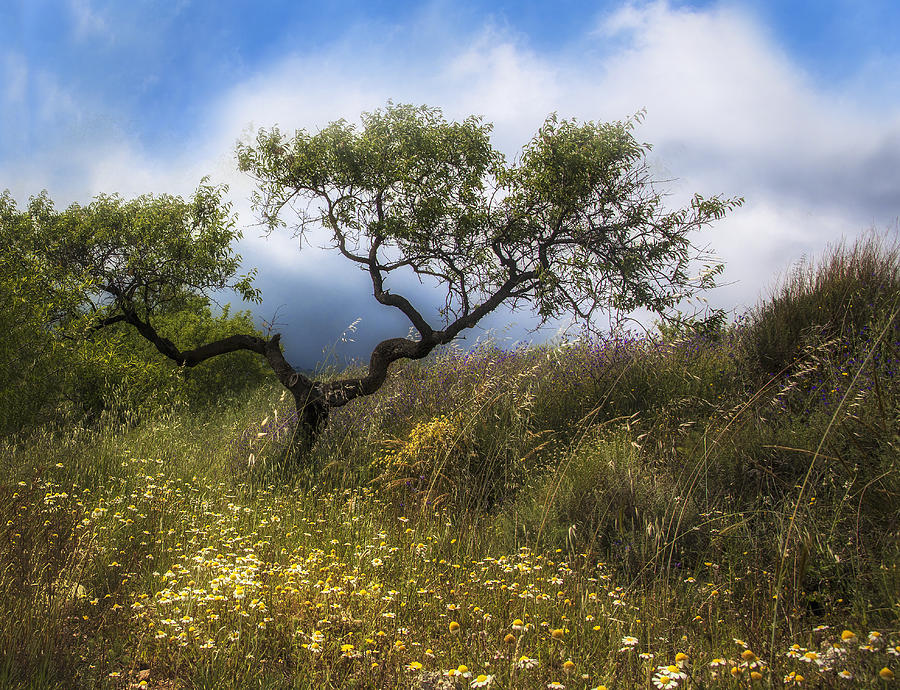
100 269 535 464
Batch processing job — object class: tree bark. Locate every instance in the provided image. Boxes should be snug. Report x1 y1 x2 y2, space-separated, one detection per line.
287 383 329 456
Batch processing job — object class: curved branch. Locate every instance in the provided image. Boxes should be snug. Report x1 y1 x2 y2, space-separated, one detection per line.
322 335 434 408
91 313 128 331
367 235 435 339
441 270 538 341
321 269 539 411
260 333 315 393
118 304 269 368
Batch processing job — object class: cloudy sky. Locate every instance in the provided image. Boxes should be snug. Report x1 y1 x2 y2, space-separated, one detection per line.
2 0 899 369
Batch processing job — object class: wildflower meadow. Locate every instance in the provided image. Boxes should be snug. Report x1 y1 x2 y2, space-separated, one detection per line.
2 234 899 687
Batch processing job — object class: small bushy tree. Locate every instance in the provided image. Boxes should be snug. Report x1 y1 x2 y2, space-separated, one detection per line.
0 186 269 432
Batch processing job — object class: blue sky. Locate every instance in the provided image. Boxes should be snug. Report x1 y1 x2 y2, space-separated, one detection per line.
3 0 899 368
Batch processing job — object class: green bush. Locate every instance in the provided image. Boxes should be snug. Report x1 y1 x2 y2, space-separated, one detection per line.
745 231 900 375
0 192 96 436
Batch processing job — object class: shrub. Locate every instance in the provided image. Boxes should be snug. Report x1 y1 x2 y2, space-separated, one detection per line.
745 230 900 375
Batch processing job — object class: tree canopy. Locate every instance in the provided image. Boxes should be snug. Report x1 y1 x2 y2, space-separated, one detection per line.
238 104 739 335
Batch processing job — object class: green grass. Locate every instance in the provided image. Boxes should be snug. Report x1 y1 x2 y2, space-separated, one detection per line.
1 233 899 688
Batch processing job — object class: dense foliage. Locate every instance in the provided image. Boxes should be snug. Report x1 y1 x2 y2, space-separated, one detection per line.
238 105 739 327
0 188 270 437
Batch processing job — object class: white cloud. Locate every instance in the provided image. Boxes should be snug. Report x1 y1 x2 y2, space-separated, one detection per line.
442 36 563 131
699 200 861 314
67 0 109 41
5 0 899 347
576 0 900 314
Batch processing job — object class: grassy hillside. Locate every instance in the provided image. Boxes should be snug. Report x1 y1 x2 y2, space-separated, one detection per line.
2 234 899 688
